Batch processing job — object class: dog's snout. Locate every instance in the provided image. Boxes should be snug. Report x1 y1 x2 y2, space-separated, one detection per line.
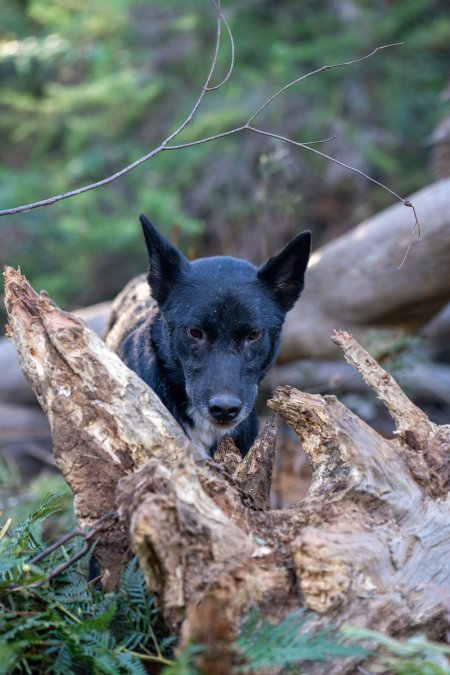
208 394 242 423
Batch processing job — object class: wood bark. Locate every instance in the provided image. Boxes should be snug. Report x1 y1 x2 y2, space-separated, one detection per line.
0 302 110 405
4 269 191 590
4 268 450 674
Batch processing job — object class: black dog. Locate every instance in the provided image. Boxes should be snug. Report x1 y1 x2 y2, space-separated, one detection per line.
106 215 311 459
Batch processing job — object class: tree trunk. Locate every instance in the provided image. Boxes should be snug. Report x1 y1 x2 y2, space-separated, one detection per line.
4 268 450 674
280 177 450 361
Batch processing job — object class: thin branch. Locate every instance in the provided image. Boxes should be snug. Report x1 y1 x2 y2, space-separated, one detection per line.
301 135 336 146
168 118 416 225
206 4 235 91
126 651 174 667
168 131 336 151
0 148 165 215
246 43 403 125
163 0 224 145
245 125 415 209
0 38 412 226
167 125 246 150
398 211 420 269
10 511 118 590
0 0 228 216
246 123 421 267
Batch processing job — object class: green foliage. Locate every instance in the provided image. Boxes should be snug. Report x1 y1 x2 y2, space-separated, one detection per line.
236 608 367 671
1 0 450 319
0 470 74 537
0 493 170 674
342 627 450 674
161 644 204 675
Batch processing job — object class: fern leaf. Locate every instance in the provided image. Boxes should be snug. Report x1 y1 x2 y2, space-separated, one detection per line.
74 600 117 633
116 651 149 675
237 609 367 671
0 642 20 675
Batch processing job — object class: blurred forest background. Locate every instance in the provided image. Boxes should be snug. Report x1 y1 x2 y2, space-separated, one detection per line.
1 0 450 316
1 4 450 669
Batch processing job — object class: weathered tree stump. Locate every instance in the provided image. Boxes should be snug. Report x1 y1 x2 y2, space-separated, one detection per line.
4 267 450 674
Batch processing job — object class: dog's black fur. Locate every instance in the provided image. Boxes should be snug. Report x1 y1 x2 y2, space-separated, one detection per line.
112 215 311 459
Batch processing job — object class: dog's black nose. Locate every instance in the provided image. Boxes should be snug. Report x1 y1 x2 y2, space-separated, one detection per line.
208 395 242 423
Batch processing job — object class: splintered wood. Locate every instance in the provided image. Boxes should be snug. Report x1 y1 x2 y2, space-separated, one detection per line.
5 267 450 675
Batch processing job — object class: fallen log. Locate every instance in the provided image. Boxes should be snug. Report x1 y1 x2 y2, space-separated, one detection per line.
4 267 450 674
264 358 450 406
280 177 450 361
0 302 110 405
0 403 53 476
4 271 190 589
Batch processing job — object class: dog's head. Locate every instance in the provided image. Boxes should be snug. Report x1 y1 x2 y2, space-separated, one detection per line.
140 214 311 430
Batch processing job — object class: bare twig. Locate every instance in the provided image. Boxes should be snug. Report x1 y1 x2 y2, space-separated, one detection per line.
168 131 337 151
0 0 229 217
245 125 417 212
10 511 118 590
206 3 235 91
163 0 224 145
246 43 403 125
398 205 420 268
0 12 415 242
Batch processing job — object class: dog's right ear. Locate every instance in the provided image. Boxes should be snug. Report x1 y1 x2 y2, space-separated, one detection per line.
140 214 188 304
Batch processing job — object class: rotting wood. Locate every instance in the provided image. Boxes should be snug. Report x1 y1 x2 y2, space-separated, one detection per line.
232 415 277 510
4 267 192 589
4 267 450 674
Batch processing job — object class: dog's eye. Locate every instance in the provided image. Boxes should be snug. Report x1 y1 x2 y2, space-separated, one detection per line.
246 329 261 342
188 327 204 340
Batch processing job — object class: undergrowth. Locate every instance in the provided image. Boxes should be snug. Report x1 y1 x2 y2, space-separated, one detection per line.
1 484 449 674
0 488 173 674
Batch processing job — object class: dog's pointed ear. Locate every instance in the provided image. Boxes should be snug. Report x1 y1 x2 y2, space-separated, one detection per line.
140 214 188 304
257 231 311 311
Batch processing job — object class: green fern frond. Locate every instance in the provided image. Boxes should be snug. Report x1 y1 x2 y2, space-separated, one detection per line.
49 642 74 675
92 652 120 674
0 492 170 673
73 600 117 633
116 651 149 675
5 490 70 552
342 627 450 675
0 642 21 675
55 578 92 605
237 609 367 671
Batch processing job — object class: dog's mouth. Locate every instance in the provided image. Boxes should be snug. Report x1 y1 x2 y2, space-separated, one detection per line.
187 401 247 435
211 420 237 429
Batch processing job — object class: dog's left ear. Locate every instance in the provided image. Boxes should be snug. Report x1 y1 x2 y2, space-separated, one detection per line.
257 231 311 311
140 214 188 304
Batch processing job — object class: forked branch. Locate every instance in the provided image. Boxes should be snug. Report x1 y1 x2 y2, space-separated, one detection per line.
0 4 415 235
